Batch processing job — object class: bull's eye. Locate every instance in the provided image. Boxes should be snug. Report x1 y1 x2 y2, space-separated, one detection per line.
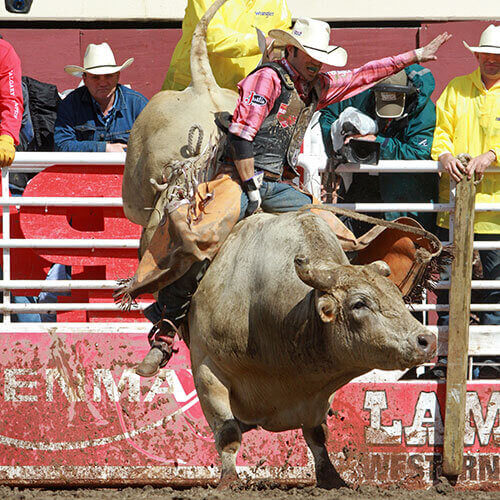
352 300 367 310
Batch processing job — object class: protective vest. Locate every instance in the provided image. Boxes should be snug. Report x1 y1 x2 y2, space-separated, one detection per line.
251 62 317 177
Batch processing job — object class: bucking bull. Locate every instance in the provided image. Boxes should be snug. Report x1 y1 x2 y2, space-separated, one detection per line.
119 0 440 489
189 211 437 488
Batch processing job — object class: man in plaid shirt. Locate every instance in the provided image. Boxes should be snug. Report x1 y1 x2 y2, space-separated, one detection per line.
137 16 450 377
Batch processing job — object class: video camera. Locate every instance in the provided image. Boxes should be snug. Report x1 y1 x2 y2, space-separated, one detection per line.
339 122 380 165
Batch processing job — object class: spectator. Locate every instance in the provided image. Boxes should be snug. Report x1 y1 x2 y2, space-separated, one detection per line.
54 42 148 152
162 0 292 92
13 76 60 195
431 24 500 379
319 65 438 233
0 36 22 167
46 43 148 320
0 36 40 321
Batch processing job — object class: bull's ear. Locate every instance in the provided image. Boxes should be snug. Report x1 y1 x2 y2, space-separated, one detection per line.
366 260 391 277
316 294 338 323
294 254 338 292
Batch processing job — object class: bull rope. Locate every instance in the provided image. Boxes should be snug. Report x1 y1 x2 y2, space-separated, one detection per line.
148 125 221 223
299 204 443 256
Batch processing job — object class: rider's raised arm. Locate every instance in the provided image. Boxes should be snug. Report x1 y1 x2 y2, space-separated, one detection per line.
316 32 451 109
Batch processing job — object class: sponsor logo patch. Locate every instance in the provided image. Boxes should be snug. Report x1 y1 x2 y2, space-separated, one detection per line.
277 103 297 128
243 91 268 106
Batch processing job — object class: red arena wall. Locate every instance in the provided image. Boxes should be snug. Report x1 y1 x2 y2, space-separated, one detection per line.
0 20 493 101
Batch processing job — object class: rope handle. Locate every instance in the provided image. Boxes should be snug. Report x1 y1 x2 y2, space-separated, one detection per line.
299 203 443 258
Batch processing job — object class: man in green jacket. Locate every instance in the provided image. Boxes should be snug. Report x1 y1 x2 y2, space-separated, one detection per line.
319 64 438 233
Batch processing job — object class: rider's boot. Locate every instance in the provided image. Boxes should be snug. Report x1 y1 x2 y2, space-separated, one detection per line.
136 319 178 377
136 261 209 377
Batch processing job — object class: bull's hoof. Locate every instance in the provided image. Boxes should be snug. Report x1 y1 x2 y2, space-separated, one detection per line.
316 464 348 489
217 473 241 490
317 476 348 490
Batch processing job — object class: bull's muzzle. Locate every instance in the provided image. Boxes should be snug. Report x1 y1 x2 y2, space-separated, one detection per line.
417 332 437 360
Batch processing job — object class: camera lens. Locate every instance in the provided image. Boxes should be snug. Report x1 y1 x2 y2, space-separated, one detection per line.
351 141 372 162
341 139 380 165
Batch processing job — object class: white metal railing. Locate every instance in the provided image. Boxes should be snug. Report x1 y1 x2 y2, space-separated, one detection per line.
1 153 499 380
0 152 141 328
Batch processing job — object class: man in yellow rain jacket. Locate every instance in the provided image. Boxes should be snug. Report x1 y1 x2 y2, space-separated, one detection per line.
431 24 500 378
162 0 291 91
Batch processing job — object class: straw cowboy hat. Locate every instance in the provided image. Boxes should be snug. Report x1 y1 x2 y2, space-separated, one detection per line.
268 17 347 67
463 24 500 55
64 42 134 77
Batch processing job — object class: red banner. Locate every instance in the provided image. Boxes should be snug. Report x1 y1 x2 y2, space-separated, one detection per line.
0 331 498 488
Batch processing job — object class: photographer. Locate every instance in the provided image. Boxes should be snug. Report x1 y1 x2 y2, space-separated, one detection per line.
319 65 438 233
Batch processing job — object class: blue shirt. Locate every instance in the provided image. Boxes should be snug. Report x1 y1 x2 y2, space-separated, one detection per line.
54 84 148 152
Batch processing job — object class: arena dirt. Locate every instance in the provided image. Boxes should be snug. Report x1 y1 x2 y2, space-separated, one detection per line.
0 479 498 500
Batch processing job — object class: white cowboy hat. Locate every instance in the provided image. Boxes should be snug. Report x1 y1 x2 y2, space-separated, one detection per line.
64 42 134 77
463 24 500 55
268 17 347 67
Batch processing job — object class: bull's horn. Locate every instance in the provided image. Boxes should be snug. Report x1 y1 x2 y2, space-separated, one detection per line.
366 260 391 277
294 254 338 292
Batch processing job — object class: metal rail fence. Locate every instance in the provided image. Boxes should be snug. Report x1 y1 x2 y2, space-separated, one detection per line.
0 152 498 376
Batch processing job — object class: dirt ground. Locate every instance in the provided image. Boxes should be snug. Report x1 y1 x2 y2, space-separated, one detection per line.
1 479 499 500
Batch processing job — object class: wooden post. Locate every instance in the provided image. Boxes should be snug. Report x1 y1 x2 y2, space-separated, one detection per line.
442 175 476 477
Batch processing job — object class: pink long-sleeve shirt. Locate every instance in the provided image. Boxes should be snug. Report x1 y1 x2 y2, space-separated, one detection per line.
229 51 416 141
0 39 23 144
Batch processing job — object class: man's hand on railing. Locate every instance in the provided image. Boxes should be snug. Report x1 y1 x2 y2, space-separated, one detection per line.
465 150 497 181
415 32 452 63
439 152 466 182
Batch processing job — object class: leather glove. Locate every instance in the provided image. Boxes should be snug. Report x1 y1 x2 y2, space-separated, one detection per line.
243 172 264 216
0 135 15 167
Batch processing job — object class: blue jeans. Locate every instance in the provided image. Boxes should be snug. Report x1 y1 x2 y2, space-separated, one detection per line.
239 180 312 221
436 229 500 378
437 229 500 326
0 268 41 322
38 264 72 322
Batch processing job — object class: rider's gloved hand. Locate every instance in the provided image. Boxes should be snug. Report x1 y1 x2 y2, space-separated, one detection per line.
243 172 264 216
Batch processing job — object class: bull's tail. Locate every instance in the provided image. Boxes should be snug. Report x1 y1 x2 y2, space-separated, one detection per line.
189 0 227 91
